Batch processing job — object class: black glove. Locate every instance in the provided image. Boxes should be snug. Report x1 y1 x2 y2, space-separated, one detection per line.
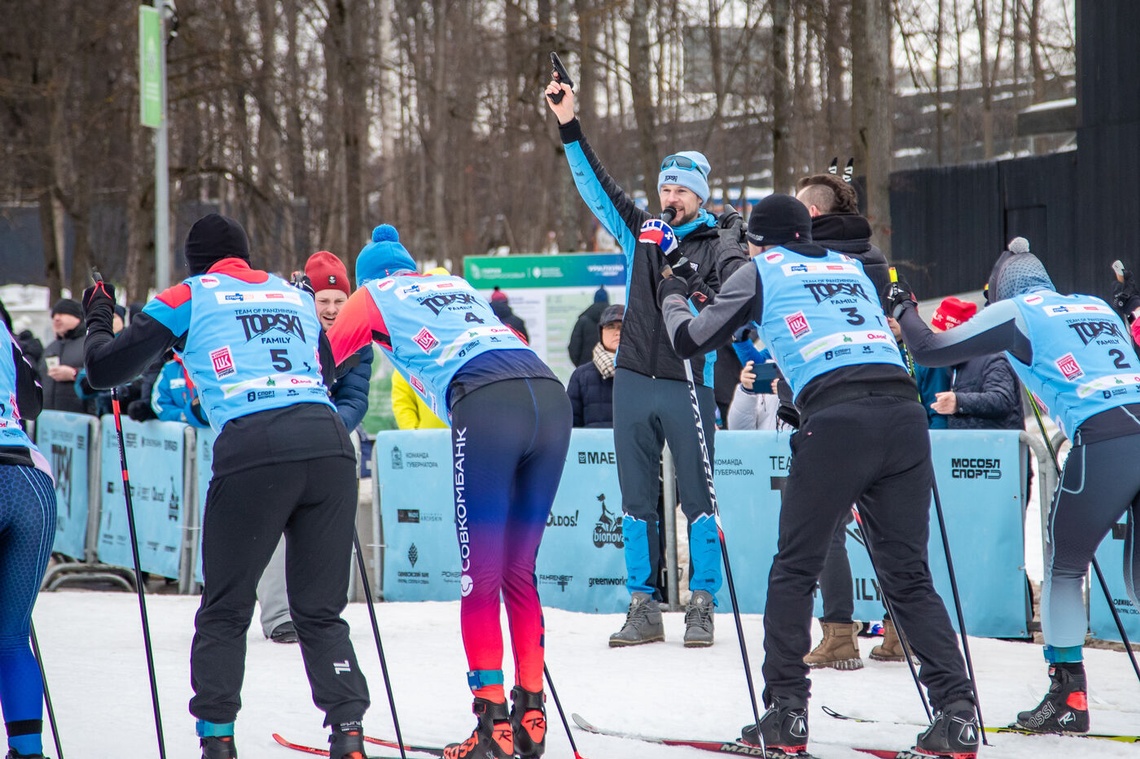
82 280 117 326
1112 271 1140 323
289 271 315 297
127 399 158 422
883 279 917 320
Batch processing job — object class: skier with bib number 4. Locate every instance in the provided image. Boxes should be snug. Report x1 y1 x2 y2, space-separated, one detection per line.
890 237 1140 736
326 224 572 759
657 194 980 759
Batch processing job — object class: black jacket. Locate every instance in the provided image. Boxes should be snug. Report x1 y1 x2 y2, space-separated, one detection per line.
39 325 92 415
567 361 614 428
560 119 748 386
811 212 889 296
568 301 609 367
490 301 530 343
947 354 1024 430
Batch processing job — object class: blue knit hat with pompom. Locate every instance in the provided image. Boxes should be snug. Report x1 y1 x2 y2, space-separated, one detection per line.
356 224 417 285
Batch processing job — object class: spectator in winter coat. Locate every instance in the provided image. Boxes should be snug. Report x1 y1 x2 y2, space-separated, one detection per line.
567 286 610 366
392 370 447 429
151 352 209 427
489 287 529 343
39 299 92 415
928 296 1023 431
567 304 623 427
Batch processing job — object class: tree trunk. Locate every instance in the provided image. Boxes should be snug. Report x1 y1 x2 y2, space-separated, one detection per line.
851 0 893 256
628 4 659 206
771 0 793 194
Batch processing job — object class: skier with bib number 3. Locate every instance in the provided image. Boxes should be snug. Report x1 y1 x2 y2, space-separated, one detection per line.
657 194 980 759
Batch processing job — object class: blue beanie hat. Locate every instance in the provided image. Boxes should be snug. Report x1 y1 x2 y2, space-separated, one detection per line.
658 151 711 204
356 224 417 285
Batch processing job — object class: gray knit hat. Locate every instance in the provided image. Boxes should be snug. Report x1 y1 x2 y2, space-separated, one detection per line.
988 237 1055 302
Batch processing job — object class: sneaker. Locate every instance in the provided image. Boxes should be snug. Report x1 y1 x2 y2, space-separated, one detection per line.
1015 662 1089 733
740 695 809 755
608 592 665 647
329 721 366 759
269 621 299 644
683 590 715 648
510 686 546 759
200 736 237 759
443 698 513 759
913 698 979 758
804 621 863 670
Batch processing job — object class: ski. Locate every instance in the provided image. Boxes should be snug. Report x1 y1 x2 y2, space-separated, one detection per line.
570 712 815 757
271 732 413 758
363 735 444 757
823 706 1140 743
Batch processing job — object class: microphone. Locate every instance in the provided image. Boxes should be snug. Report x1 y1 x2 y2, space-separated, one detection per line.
660 207 677 224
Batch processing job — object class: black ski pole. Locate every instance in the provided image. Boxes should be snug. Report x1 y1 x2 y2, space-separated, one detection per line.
543 664 587 759
680 357 765 753
888 268 988 742
110 387 168 759
1024 389 1140 685
352 531 408 759
29 622 63 759
849 509 932 722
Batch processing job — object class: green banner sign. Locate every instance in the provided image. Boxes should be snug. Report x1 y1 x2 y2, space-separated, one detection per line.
139 6 162 128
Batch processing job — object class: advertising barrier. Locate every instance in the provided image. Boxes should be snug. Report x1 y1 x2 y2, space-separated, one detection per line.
97 416 188 579
35 410 97 560
1089 521 1140 643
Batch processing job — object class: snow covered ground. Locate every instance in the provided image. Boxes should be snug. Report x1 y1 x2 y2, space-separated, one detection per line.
31 590 1139 759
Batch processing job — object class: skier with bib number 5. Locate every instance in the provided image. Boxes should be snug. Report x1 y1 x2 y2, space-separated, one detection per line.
326 224 572 759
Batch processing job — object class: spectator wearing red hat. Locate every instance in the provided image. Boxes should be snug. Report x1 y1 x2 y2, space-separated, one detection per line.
488 287 529 343
928 296 1023 431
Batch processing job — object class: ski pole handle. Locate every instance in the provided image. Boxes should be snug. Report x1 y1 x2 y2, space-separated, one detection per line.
889 266 899 284
1112 260 1127 283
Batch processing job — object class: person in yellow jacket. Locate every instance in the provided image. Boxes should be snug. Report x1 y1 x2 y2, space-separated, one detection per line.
390 266 449 430
391 370 446 429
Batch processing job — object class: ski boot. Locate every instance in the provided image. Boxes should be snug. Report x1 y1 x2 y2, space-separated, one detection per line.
443 698 514 759
609 592 664 647
908 698 979 758
329 721 367 759
740 695 810 757
511 686 546 759
199 736 237 759
1015 662 1089 733
5 750 49 759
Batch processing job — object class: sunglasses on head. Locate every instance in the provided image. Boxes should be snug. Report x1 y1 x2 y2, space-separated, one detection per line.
660 155 707 177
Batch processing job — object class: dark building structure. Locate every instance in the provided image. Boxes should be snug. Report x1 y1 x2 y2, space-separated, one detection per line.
891 0 1140 303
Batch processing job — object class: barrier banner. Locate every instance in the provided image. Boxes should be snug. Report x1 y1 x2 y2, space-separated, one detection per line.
98 416 187 579
1089 521 1140 643
35 411 94 560
712 430 1029 638
375 428 628 612
193 427 219 584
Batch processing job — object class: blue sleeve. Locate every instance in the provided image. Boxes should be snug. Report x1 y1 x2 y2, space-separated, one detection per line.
331 344 373 431
914 363 951 429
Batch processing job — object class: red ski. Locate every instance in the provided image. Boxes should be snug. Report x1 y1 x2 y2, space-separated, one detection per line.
271 732 410 758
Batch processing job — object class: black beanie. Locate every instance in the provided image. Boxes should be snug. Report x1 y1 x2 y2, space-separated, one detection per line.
184 213 251 275
747 194 813 247
51 298 84 320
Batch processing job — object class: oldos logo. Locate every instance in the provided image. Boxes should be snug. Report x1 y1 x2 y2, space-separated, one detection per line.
236 312 305 343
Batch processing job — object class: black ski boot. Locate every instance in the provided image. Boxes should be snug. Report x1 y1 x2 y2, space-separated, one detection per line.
442 698 513 759
5 750 48 759
1015 662 1089 733
510 686 546 759
911 699 980 758
740 695 810 757
328 721 366 759
199 736 237 759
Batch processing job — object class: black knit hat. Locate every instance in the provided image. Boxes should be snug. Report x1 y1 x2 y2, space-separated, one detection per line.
51 299 84 320
184 213 251 275
746 194 813 247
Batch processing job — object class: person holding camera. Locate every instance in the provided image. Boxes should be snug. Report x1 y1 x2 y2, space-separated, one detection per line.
545 74 747 648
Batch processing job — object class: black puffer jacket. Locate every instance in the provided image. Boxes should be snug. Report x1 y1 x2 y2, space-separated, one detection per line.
566 361 614 428
947 354 1024 430
568 301 608 367
811 212 889 296
39 325 92 414
560 119 748 386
